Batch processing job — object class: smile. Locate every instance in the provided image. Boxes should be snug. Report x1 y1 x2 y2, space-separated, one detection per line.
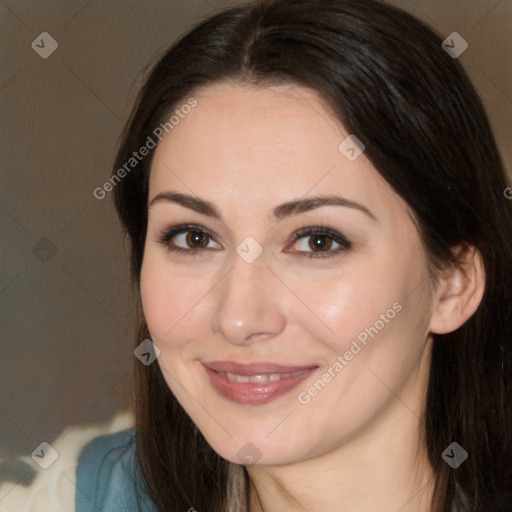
202 361 318 405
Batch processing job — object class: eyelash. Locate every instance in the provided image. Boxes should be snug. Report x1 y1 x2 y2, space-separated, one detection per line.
156 223 352 259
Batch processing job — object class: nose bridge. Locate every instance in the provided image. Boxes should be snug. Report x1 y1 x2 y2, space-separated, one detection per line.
211 250 286 345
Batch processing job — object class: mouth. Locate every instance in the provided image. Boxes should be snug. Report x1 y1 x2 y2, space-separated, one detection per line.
202 361 319 405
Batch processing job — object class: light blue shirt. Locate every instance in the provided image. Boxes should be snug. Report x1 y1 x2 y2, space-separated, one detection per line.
75 428 158 511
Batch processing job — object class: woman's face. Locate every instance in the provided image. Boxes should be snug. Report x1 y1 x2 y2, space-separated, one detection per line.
140 83 436 465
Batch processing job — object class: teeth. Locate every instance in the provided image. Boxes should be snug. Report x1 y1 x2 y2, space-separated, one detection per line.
225 372 249 383
224 369 308 383
226 372 237 382
248 374 268 383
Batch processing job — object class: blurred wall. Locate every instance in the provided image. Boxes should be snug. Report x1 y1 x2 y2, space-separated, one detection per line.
1 0 510 488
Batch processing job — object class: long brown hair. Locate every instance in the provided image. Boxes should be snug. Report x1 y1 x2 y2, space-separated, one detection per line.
112 1 512 510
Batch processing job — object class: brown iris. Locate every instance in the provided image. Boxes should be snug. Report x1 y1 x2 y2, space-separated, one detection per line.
186 231 209 248
309 234 332 252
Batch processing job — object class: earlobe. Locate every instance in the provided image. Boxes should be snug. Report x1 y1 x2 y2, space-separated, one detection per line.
429 245 486 334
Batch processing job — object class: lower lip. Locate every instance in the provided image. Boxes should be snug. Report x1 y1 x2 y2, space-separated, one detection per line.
203 366 318 405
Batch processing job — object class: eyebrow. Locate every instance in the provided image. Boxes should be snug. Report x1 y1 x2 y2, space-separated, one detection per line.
148 192 377 222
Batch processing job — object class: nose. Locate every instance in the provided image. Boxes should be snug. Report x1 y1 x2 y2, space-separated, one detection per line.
211 251 286 346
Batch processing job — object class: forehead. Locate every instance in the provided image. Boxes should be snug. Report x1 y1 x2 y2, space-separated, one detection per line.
148 83 407 222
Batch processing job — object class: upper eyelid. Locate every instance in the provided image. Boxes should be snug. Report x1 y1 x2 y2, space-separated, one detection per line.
163 225 220 245
162 224 342 238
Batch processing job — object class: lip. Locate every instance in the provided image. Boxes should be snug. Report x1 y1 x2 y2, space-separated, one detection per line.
202 360 319 405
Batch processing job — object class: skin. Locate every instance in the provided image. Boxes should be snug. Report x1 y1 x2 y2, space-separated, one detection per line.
140 83 485 512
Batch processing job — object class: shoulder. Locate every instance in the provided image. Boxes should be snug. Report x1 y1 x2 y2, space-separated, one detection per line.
75 428 157 512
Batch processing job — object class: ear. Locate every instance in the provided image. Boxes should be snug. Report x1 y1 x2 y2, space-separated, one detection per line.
429 244 486 334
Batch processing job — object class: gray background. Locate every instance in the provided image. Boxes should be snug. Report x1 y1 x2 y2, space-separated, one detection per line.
1 0 510 493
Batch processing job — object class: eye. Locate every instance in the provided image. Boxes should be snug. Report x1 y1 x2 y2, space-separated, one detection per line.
156 224 220 256
156 224 351 260
287 226 351 259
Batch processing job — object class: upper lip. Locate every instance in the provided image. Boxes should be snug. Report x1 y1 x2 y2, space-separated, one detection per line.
202 361 318 376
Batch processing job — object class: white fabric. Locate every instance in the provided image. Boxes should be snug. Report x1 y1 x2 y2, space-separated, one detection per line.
0 410 134 512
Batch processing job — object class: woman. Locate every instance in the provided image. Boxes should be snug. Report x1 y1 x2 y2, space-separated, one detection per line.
76 0 512 510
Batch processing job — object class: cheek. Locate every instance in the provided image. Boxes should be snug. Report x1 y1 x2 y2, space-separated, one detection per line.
284 259 403 353
287 244 428 363
140 255 203 344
